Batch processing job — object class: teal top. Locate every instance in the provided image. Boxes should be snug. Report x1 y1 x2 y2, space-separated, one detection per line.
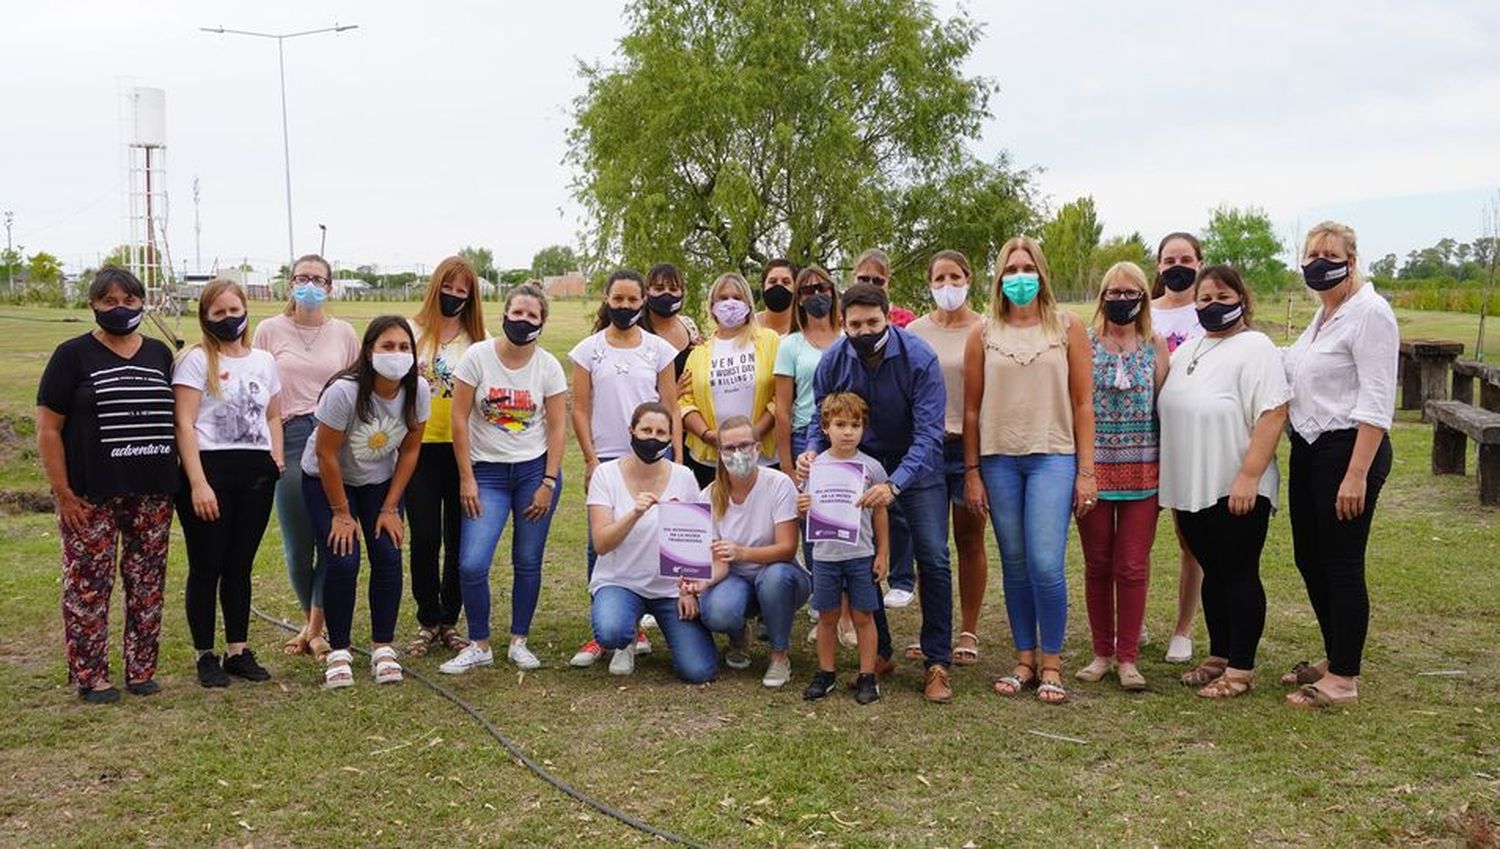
772 331 835 429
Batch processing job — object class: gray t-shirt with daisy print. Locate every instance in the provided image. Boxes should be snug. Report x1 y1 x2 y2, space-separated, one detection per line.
300 376 431 486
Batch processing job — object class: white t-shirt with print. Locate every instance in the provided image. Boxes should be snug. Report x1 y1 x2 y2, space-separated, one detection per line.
701 466 801 579
568 330 678 460
300 376 432 486
453 339 567 465
172 347 282 452
1152 302 1204 353
586 459 705 599
708 336 757 426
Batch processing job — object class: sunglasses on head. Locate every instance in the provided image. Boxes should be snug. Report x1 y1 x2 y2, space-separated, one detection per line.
799 282 833 296
855 275 887 287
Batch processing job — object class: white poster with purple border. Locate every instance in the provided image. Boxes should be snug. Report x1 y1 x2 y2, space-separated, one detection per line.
658 502 714 580
806 460 864 545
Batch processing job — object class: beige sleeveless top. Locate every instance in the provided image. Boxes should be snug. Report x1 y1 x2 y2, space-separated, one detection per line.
978 316 1075 456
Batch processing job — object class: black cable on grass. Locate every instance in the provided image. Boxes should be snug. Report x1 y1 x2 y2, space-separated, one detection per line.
250 605 712 849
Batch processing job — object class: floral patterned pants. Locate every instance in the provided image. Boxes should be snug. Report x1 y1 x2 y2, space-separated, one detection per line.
59 494 172 689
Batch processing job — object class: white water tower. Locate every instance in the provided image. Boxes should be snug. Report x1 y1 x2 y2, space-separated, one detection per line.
125 87 169 295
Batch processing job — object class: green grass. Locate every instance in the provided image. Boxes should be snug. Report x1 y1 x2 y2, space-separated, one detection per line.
0 300 1497 848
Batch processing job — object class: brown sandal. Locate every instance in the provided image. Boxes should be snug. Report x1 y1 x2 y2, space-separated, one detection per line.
1180 659 1227 687
307 635 332 662
438 624 470 652
1196 673 1254 699
1279 660 1325 687
1287 683 1358 709
406 627 439 657
994 661 1036 696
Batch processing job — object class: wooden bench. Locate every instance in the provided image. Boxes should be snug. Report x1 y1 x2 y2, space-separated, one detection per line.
1401 340 1464 420
1426 399 1500 505
1451 359 1500 413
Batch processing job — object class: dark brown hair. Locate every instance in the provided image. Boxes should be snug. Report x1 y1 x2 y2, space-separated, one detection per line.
1192 264 1255 328
840 282 889 315
1151 232 1203 298
592 269 646 332
793 265 839 330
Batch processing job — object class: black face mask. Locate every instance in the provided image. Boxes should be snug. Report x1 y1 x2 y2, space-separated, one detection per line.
1104 297 1143 326
630 434 670 464
608 305 642 331
1302 258 1350 292
1160 264 1197 293
803 293 832 319
439 292 468 318
848 327 889 358
206 314 248 342
95 305 144 336
647 292 683 316
762 285 794 313
503 317 542 346
1196 300 1244 333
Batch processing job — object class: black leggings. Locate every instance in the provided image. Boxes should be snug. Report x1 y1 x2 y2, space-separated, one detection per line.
1288 429 1392 677
177 450 279 651
1176 496 1271 670
406 442 463 628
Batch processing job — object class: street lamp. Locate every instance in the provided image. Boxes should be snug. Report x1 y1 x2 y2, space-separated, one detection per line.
200 23 358 277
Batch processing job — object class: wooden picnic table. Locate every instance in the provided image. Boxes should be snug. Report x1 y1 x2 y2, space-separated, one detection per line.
1400 339 1464 420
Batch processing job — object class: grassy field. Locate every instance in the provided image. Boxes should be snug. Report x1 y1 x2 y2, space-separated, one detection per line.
0 298 1497 848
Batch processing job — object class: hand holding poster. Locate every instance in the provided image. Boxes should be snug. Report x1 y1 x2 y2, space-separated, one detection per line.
658 501 714 580
806 460 864 545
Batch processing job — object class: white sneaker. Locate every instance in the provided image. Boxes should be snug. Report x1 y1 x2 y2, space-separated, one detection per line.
634 629 653 655
608 645 636 676
884 587 915 608
1165 635 1193 663
639 614 658 630
762 657 791 688
570 639 604 668
806 606 819 623
439 644 494 675
507 640 541 670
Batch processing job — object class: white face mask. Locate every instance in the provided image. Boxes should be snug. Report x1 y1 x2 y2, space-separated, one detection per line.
932 285 969 312
372 351 414 380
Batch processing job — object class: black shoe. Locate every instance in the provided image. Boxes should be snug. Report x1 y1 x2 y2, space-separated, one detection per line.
803 670 837 701
854 673 881 705
197 652 230 688
78 686 120 704
126 679 161 696
223 649 271 682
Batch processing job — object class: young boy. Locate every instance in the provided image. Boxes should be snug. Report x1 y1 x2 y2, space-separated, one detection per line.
799 393 889 705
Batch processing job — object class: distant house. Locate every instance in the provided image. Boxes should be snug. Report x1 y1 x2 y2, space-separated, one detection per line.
542 271 586 298
332 278 372 300
214 268 274 300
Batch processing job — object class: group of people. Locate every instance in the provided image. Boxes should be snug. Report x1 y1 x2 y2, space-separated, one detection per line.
36 219 1397 710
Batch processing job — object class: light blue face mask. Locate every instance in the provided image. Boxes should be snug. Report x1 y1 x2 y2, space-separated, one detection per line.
1001 273 1041 307
293 283 328 308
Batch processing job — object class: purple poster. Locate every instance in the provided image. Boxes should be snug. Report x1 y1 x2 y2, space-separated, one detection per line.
806 460 864 545
658 501 714 580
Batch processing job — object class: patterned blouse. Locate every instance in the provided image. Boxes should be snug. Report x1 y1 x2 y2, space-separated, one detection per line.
1089 329 1158 500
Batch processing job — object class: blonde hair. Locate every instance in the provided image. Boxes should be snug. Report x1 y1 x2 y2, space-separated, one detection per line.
1303 220 1362 286
185 278 248 399
818 392 868 428
1090 261 1154 340
708 272 758 344
709 415 756 520
852 248 891 282
413 256 486 363
991 235 1063 341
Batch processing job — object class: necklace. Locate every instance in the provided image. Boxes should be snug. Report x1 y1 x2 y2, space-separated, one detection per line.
1186 334 1234 374
291 317 329 352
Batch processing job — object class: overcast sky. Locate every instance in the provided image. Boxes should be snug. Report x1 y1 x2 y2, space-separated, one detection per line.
3 1 1498 276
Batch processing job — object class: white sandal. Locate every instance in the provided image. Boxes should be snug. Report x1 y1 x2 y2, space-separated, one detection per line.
324 649 355 689
371 646 403 684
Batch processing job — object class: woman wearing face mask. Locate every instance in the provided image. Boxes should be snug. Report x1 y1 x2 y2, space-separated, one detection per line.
1281 222 1396 709
403 257 487 660
586 402 717 682
568 269 681 667
851 248 917 329
252 254 360 660
684 416 808 687
173 279 284 688
962 236 1096 705
1073 263 1170 692
1151 232 1207 664
36 267 178 703
440 284 567 673
680 273 782 488
302 316 430 688
641 262 702 379
1158 265 1290 699
755 258 800 336
907 250 988 666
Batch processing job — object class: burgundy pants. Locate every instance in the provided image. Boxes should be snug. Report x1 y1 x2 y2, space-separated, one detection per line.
1075 495 1157 663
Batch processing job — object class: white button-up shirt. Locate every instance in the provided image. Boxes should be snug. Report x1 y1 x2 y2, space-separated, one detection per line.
1282 282 1399 443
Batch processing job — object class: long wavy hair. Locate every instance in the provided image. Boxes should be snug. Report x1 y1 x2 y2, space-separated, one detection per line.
412 256 486 363
322 315 421 427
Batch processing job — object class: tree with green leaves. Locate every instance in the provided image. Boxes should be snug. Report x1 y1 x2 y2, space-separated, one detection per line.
26 252 62 286
1370 253 1399 279
568 0 1036 309
531 244 578 279
1090 232 1153 285
1038 196 1102 301
1200 205 1287 291
458 246 496 282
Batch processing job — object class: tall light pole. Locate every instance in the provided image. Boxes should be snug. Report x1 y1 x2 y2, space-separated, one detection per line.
3 210 13 293
200 23 358 278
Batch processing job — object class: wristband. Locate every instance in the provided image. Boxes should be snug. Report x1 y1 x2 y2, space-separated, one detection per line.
1078 469 1096 478
540 477 557 490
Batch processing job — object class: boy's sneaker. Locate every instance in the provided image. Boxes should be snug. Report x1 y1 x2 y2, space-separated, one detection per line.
571 639 604 668
608 645 636 676
854 673 881 705
634 628 653 655
803 670 837 701
507 640 541 670
762 657 791 688
223 649 271 682
883 587 915 608
197 653 230 688
440 644 495 675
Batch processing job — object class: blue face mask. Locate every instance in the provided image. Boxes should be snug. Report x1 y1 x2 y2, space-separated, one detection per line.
293 283 328 308
1001 273 1041 307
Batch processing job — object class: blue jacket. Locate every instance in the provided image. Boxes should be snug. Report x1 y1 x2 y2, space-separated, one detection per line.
804 326 946 491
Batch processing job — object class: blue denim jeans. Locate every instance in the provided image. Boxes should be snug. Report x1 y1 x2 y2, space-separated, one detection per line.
590 586 718 683
876 479 953 666
458 456 560 642
276 414 325 609
979 453 1076 655
698 563 811 652
302 475 403 651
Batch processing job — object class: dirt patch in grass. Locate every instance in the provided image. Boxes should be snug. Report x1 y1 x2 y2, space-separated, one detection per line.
0 489 51 514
